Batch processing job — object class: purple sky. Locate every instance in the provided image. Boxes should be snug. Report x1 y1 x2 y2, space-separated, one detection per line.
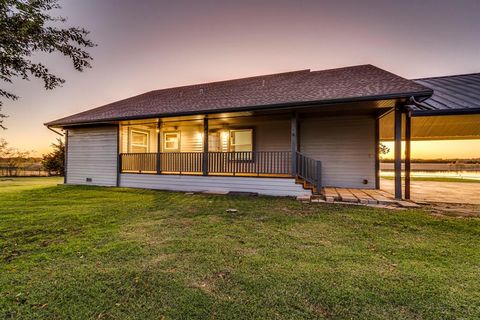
2 0 480 155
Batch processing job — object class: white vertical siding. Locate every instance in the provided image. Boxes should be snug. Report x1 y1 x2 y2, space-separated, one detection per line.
66 126 118 186
301 115 375 188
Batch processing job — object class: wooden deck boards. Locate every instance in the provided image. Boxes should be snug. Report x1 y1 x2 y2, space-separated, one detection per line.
323 187 340 203
322 187 397 205
335 188 358 203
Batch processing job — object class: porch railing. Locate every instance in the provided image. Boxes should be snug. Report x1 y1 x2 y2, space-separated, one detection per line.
296 152 322 191
120 151 292 176
119 151 321 190
120 153 157 172
160 152 204 173
208 151 291 175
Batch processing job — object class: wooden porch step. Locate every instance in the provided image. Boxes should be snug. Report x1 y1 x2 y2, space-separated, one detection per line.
295 177 320 195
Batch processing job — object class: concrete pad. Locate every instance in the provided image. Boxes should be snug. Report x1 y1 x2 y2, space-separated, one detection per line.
381 179 480 205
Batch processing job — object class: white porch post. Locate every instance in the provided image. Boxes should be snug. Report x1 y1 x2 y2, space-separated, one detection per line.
202 117 209 176
291 112 299 176
156 120 161 174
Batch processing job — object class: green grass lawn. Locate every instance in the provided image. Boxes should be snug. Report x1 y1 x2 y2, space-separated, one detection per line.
1 177 479 319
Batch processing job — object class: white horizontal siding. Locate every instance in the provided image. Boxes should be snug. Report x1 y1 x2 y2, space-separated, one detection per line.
254 119 291 151
120 174 310 197
66 126 118 186
301 115 375 188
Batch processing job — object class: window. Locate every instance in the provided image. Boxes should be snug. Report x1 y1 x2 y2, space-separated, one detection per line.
164 131 180 151
129 129 149 153
229 129 253 160
230 129 253 152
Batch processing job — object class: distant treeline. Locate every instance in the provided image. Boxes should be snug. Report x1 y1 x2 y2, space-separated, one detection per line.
0 157 59 177
381 158 480 164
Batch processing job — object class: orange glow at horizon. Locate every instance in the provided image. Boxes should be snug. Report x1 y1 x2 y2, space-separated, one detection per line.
382 140 480 160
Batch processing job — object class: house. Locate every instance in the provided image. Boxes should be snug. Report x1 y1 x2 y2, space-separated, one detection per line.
46 64 437 198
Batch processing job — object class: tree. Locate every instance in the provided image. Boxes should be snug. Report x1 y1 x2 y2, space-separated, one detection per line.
0 0 95 129
42 137 64 175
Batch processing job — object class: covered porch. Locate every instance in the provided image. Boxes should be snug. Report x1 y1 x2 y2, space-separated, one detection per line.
116 98 393 195
118 111 322 192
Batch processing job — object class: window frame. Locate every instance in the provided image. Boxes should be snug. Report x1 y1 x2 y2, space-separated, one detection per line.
128 128 150 153
228 128 254 161
163 131 181 152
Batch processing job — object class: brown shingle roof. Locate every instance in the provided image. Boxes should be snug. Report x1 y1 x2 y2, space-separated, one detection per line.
46 64 432 126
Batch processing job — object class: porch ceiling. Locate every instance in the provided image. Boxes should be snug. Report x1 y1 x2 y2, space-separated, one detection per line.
72 99 401 130
380 113 480 140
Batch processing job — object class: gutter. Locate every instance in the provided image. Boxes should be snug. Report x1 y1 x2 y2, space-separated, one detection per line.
406 96 431 111
411 107 480 117
47 125 64 136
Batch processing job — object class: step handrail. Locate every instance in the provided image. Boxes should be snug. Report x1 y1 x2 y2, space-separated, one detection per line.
296 152 322 191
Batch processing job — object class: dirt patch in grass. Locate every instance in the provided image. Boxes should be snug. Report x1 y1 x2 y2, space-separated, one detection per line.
426 202 480 217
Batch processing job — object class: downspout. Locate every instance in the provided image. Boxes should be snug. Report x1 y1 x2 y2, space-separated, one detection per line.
47 125 67 183
47 125 64 136
407 96 431 112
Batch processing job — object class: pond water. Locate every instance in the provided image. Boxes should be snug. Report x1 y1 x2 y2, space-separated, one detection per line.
381 163 480 180
381 170 480 180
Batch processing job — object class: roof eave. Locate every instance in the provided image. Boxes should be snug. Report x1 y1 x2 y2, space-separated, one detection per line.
411 107 480 117
45 89 433 128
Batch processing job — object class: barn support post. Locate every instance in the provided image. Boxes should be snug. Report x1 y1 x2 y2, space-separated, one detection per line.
374 117 380 189
404 111 412 200
394 107 403 199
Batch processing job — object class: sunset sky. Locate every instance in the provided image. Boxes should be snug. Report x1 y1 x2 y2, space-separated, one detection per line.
1 0 479 157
